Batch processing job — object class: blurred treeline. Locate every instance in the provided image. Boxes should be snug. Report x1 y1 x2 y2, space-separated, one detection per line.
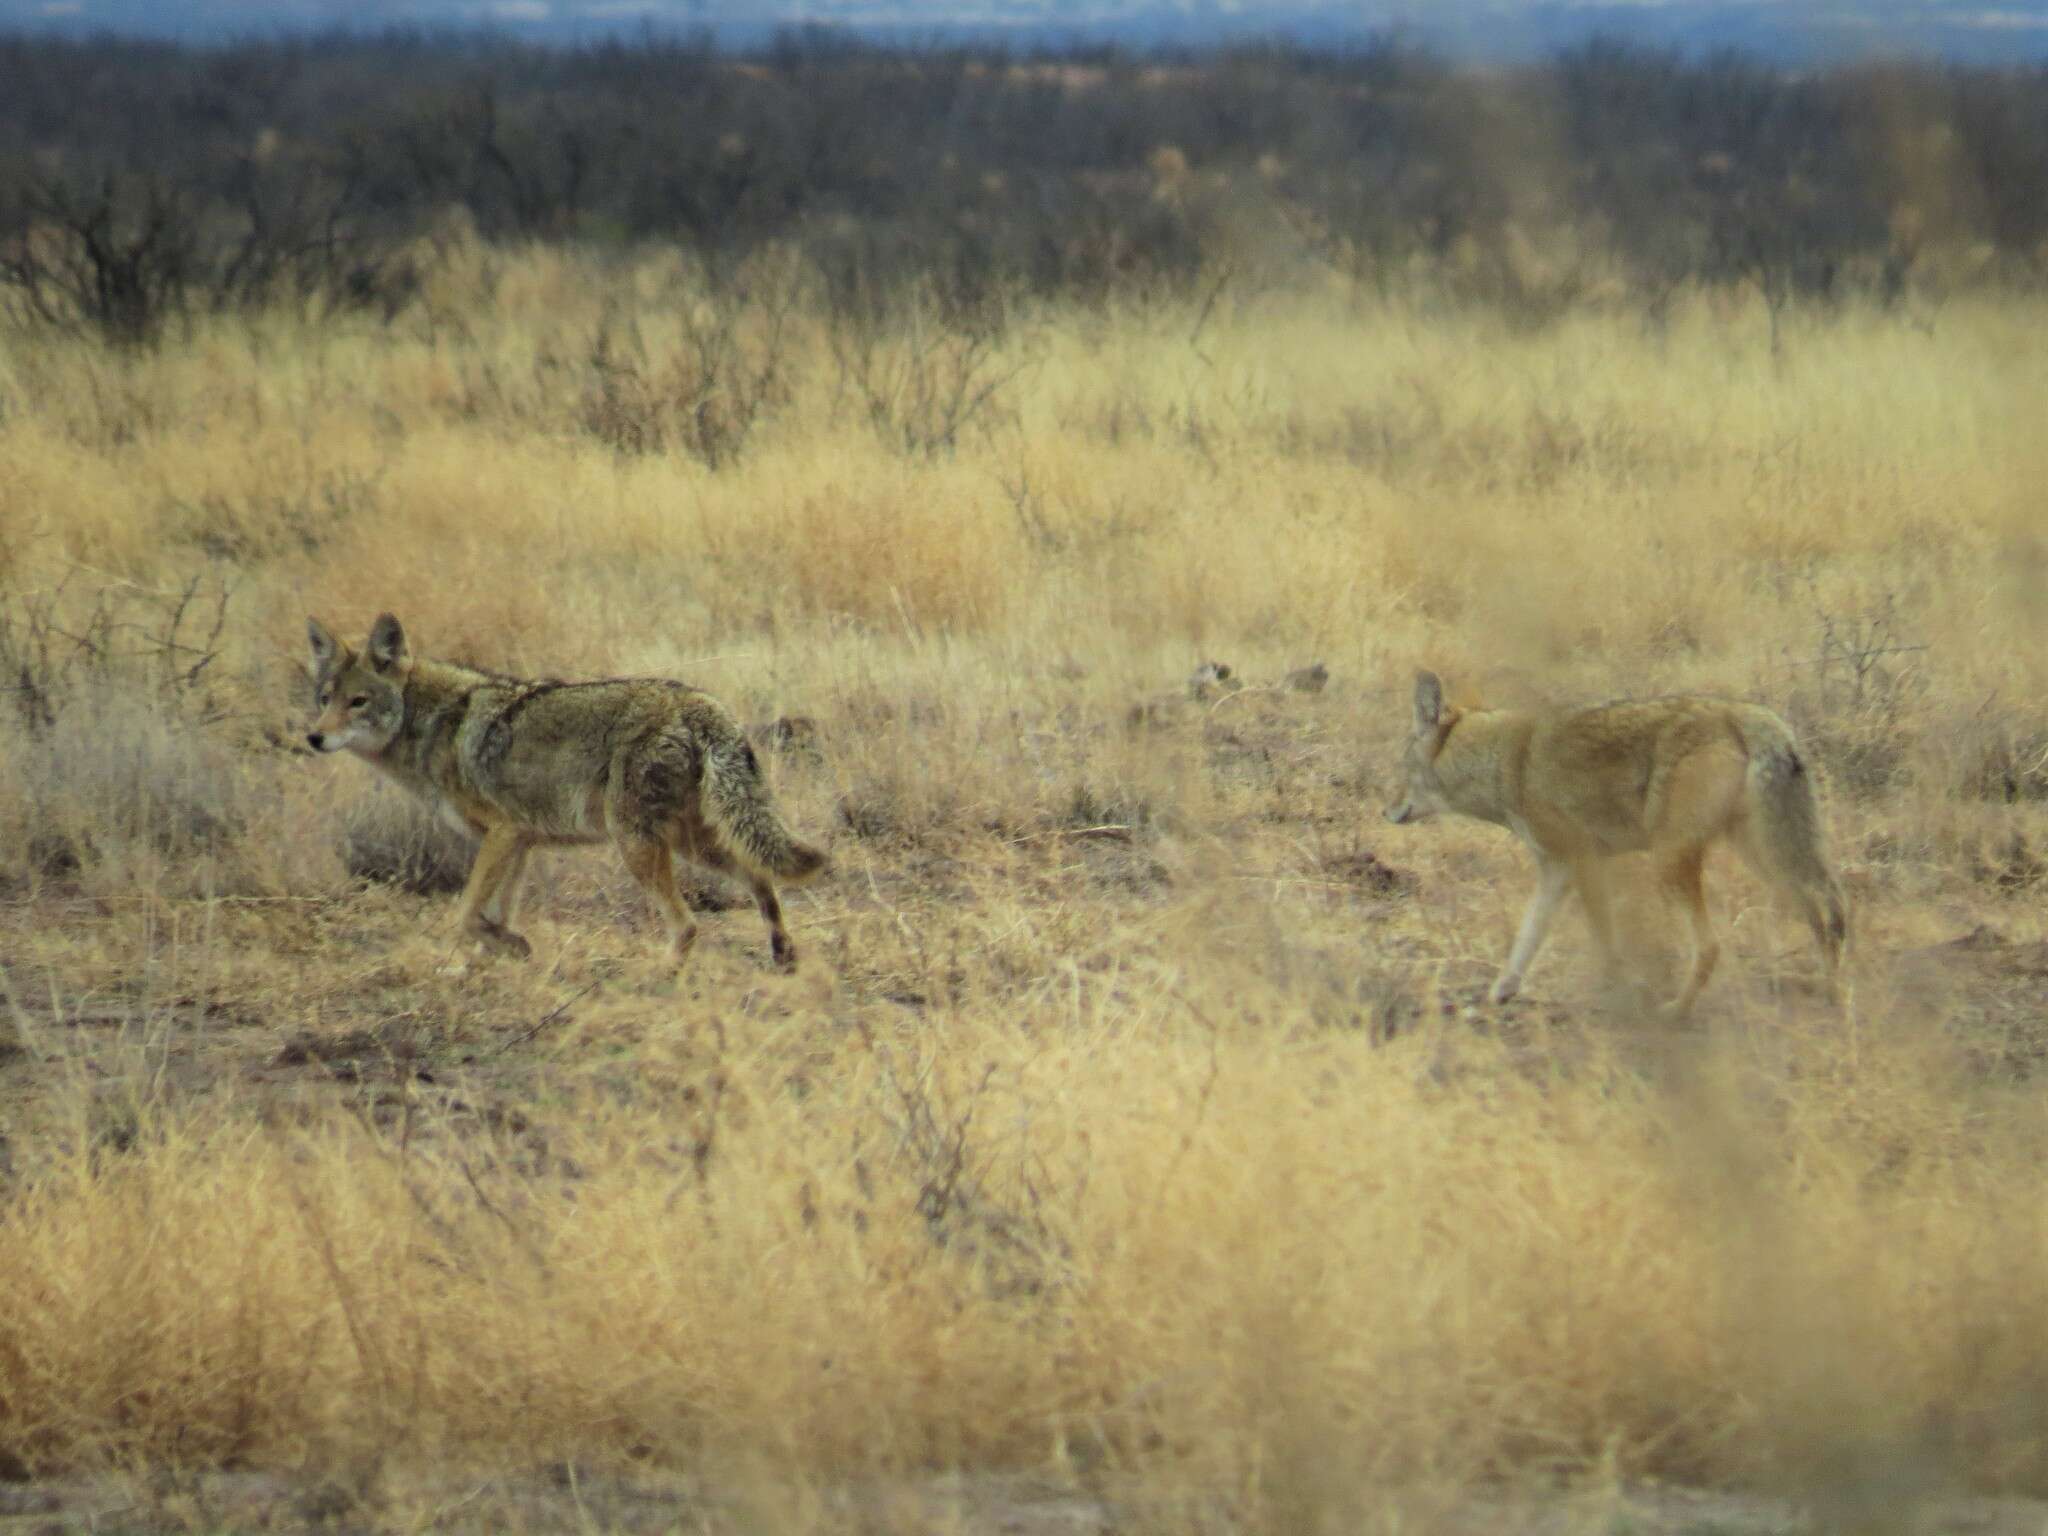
1 28 2043 344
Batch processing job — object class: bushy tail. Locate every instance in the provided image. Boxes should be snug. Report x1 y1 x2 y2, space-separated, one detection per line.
702 734 829 885
1743 717 1849 977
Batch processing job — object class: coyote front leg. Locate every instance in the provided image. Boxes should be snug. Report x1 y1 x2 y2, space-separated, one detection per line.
482 843 532 929
1492 856 1572 1004
458 826 535 958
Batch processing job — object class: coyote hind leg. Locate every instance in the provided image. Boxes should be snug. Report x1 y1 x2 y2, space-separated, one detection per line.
688 842 798 972
616 835 701 963
1658 846 1719 1018
749 874 796 972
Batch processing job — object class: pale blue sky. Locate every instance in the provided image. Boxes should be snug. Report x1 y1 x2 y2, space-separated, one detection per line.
3 0 2045 62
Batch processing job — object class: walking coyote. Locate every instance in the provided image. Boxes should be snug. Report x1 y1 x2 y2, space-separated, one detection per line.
306 614 828 969
1385 671 1847 1015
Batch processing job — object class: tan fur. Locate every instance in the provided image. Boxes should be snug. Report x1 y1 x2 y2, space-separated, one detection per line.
306 614 828 969
1385 670 1848 1015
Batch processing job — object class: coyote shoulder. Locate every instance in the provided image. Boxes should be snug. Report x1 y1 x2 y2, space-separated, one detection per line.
306 614 828 969
1385 671 1847 1015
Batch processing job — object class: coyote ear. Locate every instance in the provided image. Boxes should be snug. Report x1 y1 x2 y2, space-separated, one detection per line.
1413 670 1445 732
366 613 411 675
307 617 341 674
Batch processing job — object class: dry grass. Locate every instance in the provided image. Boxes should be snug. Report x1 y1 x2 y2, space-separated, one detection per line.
3 243 2048 1530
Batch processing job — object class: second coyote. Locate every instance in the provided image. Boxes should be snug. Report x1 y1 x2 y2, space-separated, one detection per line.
307 614 829 969
1384 671 1847 1015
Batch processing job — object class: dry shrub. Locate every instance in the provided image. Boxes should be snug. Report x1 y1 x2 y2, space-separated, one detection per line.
334 782 474 896
831 310 1026 460
1776 594 1928 798
0 575 280 896
0 688 251 897
1944 709 2048 805
572 257 797 471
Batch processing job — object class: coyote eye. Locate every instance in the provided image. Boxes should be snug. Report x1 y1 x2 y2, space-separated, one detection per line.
348 695 369 710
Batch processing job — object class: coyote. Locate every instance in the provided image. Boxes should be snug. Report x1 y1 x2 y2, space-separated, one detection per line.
306 614 828 969
1385 671 1847 1015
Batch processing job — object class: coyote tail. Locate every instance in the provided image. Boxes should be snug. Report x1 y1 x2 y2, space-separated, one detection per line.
701 735 829 884
1744 719 1849 964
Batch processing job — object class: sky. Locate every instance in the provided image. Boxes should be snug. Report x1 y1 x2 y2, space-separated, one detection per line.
2 0 2046 61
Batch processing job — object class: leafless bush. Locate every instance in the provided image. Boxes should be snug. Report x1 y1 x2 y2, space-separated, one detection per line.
1920 693 2048 808
0 178 198 349
827 279 1026 458
571 252 798 470
1777 592 1927 798
0 573 231 735
0 575 244 888
0 171 410 349
851 1018 1067 1300
1958 721 2048 805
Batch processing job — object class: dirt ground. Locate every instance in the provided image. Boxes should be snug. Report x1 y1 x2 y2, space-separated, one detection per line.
9 1467 2048 1535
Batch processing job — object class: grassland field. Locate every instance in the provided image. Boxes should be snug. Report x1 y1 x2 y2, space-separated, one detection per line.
2 242 2048 1533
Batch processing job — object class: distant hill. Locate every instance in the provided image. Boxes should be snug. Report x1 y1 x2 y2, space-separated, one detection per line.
4 0 2048 63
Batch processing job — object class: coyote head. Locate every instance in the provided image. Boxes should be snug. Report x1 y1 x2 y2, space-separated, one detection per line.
305 613 411 757
1384 670 1459 825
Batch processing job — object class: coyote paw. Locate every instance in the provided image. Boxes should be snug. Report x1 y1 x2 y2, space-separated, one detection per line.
470 920 533 959
771 935 799 974
1488 974 1522 1006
